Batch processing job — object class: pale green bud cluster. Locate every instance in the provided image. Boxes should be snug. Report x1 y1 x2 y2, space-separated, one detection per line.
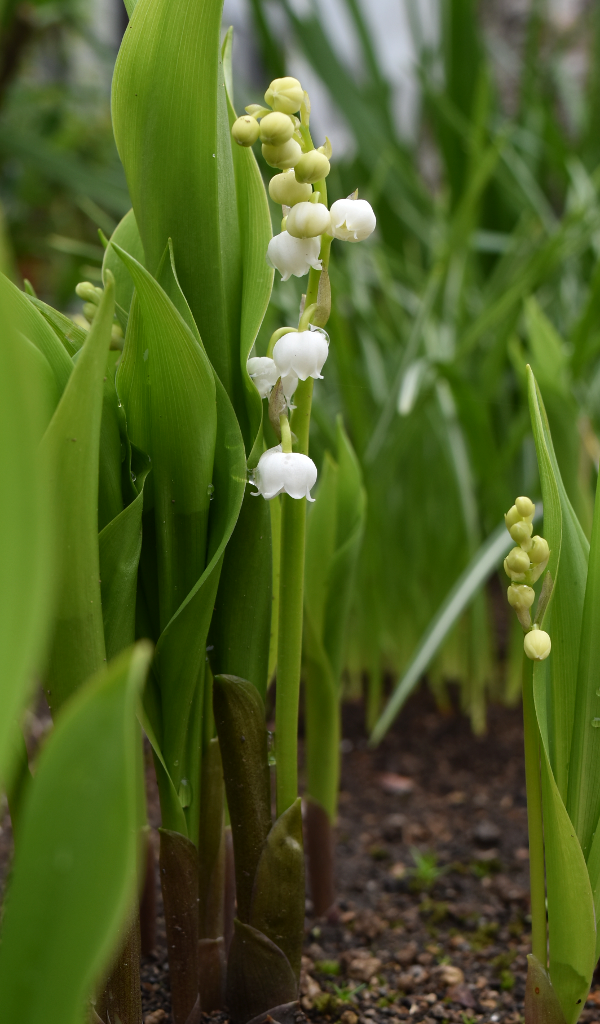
503 496 549 585
503 495 552 660
230 75 332 182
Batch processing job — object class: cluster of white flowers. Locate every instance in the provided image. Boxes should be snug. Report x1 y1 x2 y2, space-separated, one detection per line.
235 76 376 501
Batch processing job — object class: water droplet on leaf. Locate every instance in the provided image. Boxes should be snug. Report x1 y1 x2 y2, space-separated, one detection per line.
592 719 600 729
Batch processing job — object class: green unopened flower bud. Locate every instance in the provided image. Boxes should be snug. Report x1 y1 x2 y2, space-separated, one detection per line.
507 584 535 611
262 138 302 169
286 201 331 239
515 496 535 520
75 281 102 304
232 115 260 147
506 547 531 575
83 302 98 323
505 505 520 531
259 111 294 146
524 627 552 661
510 520 533 548
529 536 550 565
269 169 313 207
265 76 304 115
294 150 331 185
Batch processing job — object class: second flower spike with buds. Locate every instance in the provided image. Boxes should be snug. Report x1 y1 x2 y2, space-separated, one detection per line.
503 495 552 661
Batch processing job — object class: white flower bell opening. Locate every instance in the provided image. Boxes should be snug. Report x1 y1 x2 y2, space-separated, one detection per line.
273 328 329 381
246 356 279 398
266 231 322 281
252 445 317 501
329 197 376 242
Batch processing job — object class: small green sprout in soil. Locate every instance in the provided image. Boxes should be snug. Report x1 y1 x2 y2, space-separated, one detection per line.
314 960 341 976
409 848 446 891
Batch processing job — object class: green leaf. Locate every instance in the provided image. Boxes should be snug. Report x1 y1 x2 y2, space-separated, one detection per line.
249 799 304 982
98 351 125 533
222 26 273 458
527 366 589 799
114 244 246 824
567 465 600 859
26 296 87 356
213 675 272 923
42 277 116 711
1 273 73 395
525 955 568 1024
209 490 272 701
0 286 52 791
102 209 145 331
99 490 145 660
0 642 152 1024
112 0 244 417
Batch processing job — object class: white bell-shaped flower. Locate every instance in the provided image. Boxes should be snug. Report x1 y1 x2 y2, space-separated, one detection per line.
329 198 376 242
266 231 322 281
273 328 329 381
286 201 331 239
252 445 317 501
246 356 279 398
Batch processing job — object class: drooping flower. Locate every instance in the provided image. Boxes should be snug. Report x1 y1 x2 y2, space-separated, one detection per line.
294 150 330 184
273 328 329 381
264 77 304 115
262 138 302 169
329 197 376 242
266 231 322 281
269 170 313 207
252 445 317 501
246 356 279 398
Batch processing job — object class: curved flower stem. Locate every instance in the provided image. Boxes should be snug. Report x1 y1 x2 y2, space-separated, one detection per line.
522 655 547 964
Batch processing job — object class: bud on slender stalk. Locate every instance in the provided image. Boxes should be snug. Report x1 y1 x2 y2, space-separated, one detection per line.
507 584 535 611
286 201 331 239
510 520 533 547
294 151 331 184
516 496 536 520
524 628 552 661
262 138 302 169
259 112 294 146
529 537 550 565
76 281 102 304
265 77 304 115
269 170 313 207
506 547 531 575
231 115 260 147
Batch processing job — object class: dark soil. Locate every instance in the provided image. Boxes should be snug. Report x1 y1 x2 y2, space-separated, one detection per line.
4 689 600 1024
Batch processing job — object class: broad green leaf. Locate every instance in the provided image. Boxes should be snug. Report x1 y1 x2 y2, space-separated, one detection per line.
114 243 217 633
1 273 73 394
0 290 52 791
209 490 272 700
222 26 273 458
538 745 596 1024
528 366 596 1020
17 333 60 432
568 465 600 858
42 277 116 711
0 642 152 1024
114 244 246 815
99 491 145 660
98 350 125 533
525 299 591 535
26 296 87 356
112 0 244 419
527 367 589 800
102 209 145 331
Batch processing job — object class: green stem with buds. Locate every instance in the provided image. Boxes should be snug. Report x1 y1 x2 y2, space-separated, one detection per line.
275 137 332 816
522 655 547 964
